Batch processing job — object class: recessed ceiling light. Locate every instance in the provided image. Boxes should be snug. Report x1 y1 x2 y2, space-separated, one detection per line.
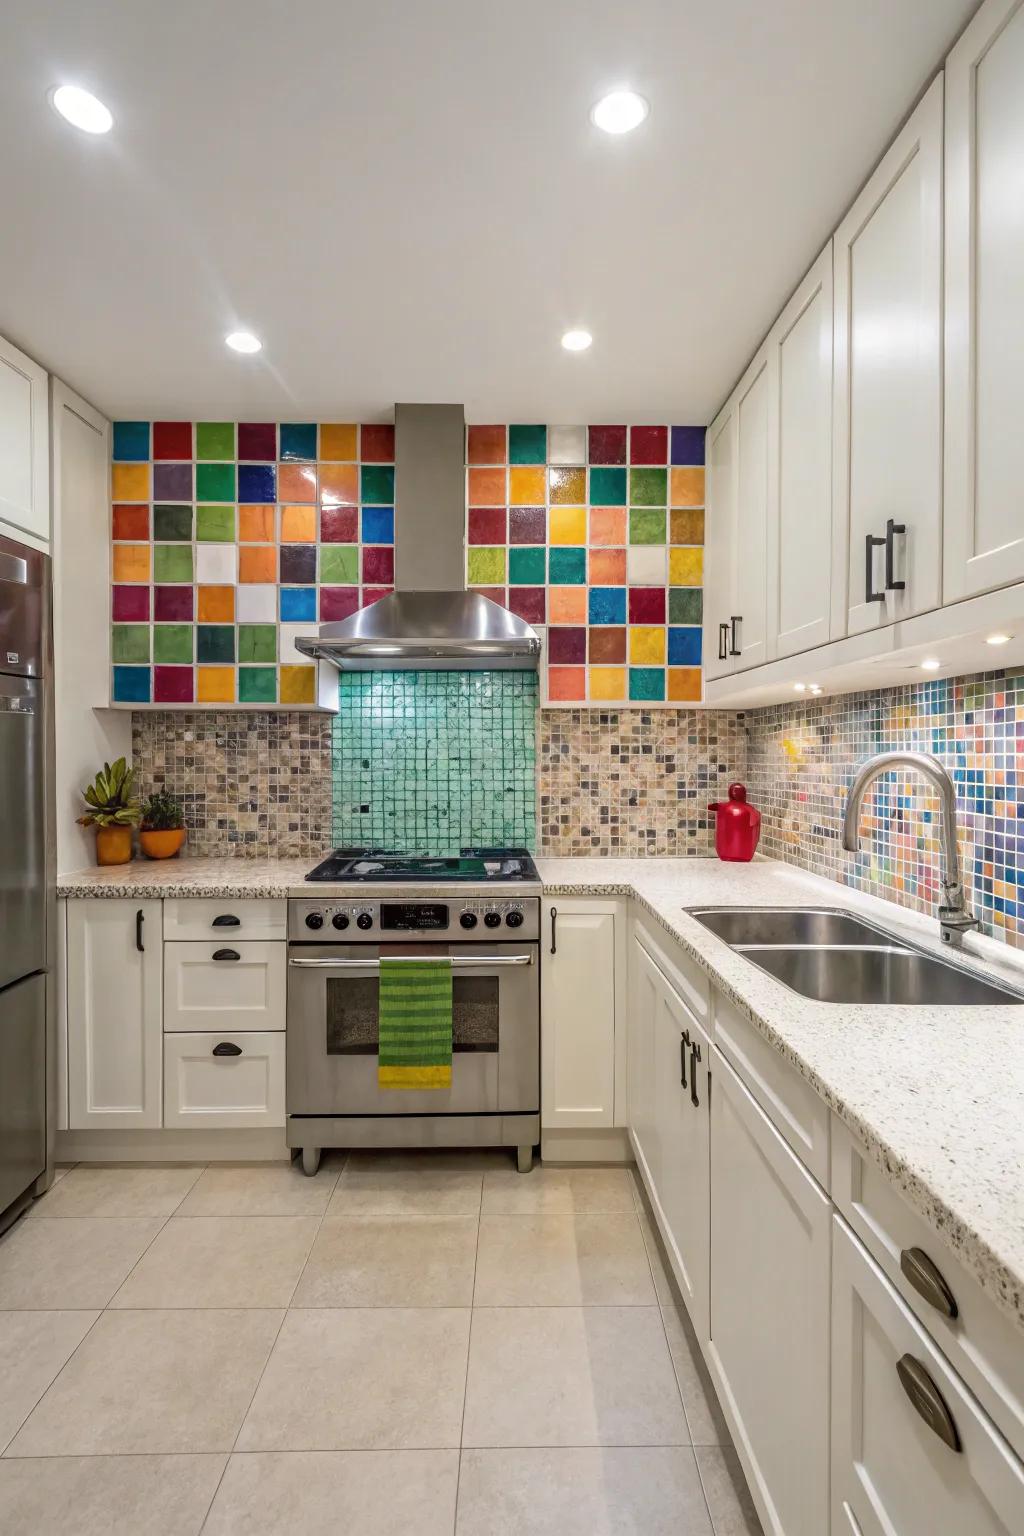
50 84 113 134
921 658 941 671
591 89 649 135
986 632 1012 646
225 331 262 354
809 685 823 695
561 329 593 352
793 683 806 692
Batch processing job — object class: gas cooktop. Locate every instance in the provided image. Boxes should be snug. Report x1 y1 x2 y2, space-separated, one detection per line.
305 847 541 884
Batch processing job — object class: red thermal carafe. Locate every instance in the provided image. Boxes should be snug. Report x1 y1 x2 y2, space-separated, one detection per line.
708 783 761 862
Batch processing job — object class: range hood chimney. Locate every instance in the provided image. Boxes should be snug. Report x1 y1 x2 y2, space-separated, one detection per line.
297 403 540 671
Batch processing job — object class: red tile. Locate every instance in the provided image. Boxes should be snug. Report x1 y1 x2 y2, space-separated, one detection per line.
630 425 668 464
154 586 194 622
362 547 394 585
238 422 277 460
360 424 395 462
153 421 193 460
154 666 193 703
320 506 359 543
112 504 149 540
629 586 666 623
588 425 627 465
472 586 508 607
548 626 586 664
507 586 545 624
320 586 361 621
362 586 393 605
548 667 586 702
468 507 507 545
112 585 150 622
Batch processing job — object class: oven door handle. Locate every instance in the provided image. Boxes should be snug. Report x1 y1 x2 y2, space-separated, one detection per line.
287 953 535 969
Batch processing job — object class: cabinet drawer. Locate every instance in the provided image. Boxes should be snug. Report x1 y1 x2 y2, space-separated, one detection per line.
832 1215 1024 1536
163 941 285 1032
163 898 286 941
833 1117 1024 1460
163 1032 285 1128
712 990 829 1185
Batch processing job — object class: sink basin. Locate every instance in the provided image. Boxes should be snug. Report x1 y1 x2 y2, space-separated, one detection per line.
688 907 903 948
745 946 1024 1006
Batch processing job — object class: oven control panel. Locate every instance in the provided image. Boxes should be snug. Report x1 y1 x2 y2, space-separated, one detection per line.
289 896 540 942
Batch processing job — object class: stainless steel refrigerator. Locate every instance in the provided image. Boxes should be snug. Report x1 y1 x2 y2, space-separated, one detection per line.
0 531 51 1227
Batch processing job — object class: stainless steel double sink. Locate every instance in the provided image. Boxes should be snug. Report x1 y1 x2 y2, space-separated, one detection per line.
687 908 1024 1006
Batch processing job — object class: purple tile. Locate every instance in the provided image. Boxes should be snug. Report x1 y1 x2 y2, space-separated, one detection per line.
154 585 194 622
548 626 587 664
670 426 706 466
152 461 193 501
154 665 194 703
238 422 277 460
362 546 394 584
112 585 150 622
508 506 546 544
280 544 316 584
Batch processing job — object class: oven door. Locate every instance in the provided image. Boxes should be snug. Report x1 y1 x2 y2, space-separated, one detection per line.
286 943 539 1116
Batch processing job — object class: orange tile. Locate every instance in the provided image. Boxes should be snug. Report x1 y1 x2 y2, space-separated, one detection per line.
547 667 586 703
280 665 316 704
509 467 546 505
239 546 277 583
588 548 627 585
112 463 150 501
467 425 506 464
112 544 150 583
197 666 235 704
468 467 506 506
670 466 705 506
319 423 358 461
668 667 703 702
278 462 318 503
670 508 705 545
112 504 149 541
197 585 235 622
589 507 626 546
319 463 359 506
239 506 276 543
549 586 587 624
589 667 627 701
549 467 586 505
281 505 316 542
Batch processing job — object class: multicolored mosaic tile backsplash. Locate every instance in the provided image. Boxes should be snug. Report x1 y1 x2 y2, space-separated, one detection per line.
745 670 1024 948
331 672 536 853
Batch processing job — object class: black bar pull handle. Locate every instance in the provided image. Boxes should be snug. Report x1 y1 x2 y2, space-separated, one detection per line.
718 622 729 661
885 518 907 592
549 906 557 956
212 1041 243 1057
135 909 145 953
680 1028 690 1088
865 533 886 603
729 616 741 656
212 914 241 928
212 948 241 962
690 1039 702 1108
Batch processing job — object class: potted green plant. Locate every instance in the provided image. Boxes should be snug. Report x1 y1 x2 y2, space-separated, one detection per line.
77 758 141 865
139 790 187 860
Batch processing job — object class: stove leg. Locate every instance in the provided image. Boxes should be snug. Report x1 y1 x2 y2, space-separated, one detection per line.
301 1146 321 1177
516 1143 533 1175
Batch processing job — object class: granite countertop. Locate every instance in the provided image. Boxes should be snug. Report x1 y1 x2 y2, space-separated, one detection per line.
58 853 1024 1332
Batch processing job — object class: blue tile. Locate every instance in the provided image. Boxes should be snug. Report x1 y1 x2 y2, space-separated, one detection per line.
280 586 317 622
279 423 318 461
670 426 705 466
112 665 151 703
113 421 150 461
361 506 395 544
589 587 626 624
238 463 276 503
629 666 665 701
548 547 586 585
668 626 703 665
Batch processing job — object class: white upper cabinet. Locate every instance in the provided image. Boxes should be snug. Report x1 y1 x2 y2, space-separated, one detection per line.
767 243 834 657
833 76 943 638
703 399 738 681
944 0 1024 602
0 332 49 546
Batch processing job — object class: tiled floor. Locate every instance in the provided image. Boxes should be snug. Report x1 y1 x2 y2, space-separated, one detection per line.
0 1155 763 1534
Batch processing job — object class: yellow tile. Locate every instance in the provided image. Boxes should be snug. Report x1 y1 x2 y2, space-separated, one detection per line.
669 547 703 587
670 466 705 506
196 666 235 704
280 664 316 705
112 463 150 501
589 667 627 701
281 505 316 542
668 667 702 702
629 626 666 664
549 506 586 545
319 423 358 461
509 466 546 505
112 544 150 583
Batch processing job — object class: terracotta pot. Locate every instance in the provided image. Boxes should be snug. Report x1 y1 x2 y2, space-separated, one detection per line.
139 827 187 861
95 825 134 866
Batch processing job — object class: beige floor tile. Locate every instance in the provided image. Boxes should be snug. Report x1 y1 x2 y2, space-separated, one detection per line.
462 1307 688 1447
328 1151 486 1216
0 1454 226 1535
205 1450 459 1535
51 1164 75 1185
474 1214 655 1306
696 1446 764 1534
0 1216 164 1309
29 1164 204 1218
8 1308 282 1456
292 1216 478 1308
456 1447 714 1534
636 1199 683 1304
176 1157 344 1216
0 1311 98 1451
110 1216 319 1309
482 1166 637 1215
662 1301 733 1447
237 1307 470 1451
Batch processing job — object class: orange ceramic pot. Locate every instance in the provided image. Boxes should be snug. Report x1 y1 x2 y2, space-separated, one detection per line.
139 828 187 860
95 825 134 866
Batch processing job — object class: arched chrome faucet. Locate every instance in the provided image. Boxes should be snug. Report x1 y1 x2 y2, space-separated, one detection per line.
842 751 979 948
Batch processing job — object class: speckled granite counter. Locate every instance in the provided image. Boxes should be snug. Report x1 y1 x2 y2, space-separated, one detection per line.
58 853 1024 1331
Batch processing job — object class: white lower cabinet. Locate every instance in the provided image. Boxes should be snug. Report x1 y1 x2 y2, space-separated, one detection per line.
163 941 285 1032
541 900 623 1128
708 1046 831 1536
163 1032 285 1129
832 1215 1024 1535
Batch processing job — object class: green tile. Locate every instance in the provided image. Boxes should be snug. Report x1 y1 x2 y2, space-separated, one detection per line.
360 465 394 504
196 504 236 541
468 546 507 585
153 504 192 541
197 624 235 663
548 547 585 585
238 623 277 663
507 546 544 585
320 545 359 585
629 467 668 506
196 421 235 460
629 508 667 545
629 666 665 701
153 624 193 663
111 624 149 663
508 424 547 464
669 587 703 625
239 666 277 704
589 467 627 506
154 544 193 582
195 462 236 502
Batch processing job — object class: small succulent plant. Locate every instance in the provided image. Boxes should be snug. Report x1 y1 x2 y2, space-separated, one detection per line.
141 789 185 831
77 758 141 828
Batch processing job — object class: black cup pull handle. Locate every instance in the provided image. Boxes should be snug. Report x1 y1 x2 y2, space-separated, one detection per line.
549 906 557 956
896 1355 961 1452
212 914 241 928
212 1041 243 1057
865 533 886 603
212 948 240 962
885 518 907 592
135 909 145 953
680 1028 690 1088
718 622 729 661
690 1040 702 1108
729 616 741 656
900 1247 958 1320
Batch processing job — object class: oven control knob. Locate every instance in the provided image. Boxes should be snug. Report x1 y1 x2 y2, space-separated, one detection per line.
505 910 524 928
483 911 501 929
356 912 374 931
332 913 350 931
459 911 478 929
305 912 324 930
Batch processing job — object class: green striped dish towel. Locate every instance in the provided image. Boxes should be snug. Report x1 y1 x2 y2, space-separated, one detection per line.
377 957 453 1090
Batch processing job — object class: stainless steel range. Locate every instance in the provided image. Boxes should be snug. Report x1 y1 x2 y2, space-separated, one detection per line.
287 849 541 1174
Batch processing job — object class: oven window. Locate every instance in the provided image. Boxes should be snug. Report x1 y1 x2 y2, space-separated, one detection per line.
325 976 499 1054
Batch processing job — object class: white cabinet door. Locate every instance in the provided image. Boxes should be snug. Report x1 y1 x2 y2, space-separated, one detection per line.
732 347 771 670
703 398 737 681
768 244 834 657
834 76 943 637
945 0 1024 601
832 1216 1024 1536
541 901 619 1128
628 936 660 1188
708 1047 830 1536
66 900 163 1129
163 941 286 1032
164 1032 285 1129
0 333 49 544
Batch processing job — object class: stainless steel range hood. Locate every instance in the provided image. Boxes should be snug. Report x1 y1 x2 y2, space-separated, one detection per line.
297 403 540 672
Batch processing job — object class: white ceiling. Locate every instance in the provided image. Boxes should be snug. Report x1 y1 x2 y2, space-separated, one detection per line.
1 0 977 424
